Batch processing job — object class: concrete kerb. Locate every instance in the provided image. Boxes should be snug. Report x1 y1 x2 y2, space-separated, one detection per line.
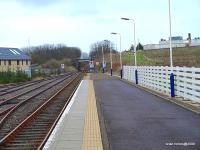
104 73 200 115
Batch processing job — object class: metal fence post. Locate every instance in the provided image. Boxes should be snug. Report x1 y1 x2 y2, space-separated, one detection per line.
170 72 175 97
135 69 138 84
120 69 123 79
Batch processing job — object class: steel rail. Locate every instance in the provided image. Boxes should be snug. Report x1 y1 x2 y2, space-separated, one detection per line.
0 73 73 111
0 73 81 149
38 75 81 149
0 76 57 93
0 74 69 101
0 73 74 125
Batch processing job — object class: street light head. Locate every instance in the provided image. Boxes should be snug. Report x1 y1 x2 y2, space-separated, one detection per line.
121 17 130 20
111 32 117 35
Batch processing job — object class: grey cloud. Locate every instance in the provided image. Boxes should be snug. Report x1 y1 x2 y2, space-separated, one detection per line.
16 0 62 7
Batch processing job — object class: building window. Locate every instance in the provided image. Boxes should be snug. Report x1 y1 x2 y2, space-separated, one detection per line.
17 60 19 65
4 60 6 65
26 60 28 65
9 60 11 65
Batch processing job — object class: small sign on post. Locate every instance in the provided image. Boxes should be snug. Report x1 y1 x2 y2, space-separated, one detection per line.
103 62 106 68
89 61 94 68
61 64 65 69
60 64 65 73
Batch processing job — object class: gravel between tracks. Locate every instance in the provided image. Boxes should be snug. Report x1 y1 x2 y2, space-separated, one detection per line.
0 78 57 100
0 74 78 140
0 74 81 149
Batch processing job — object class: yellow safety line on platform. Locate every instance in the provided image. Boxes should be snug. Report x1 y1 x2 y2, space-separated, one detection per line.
82 80 103 150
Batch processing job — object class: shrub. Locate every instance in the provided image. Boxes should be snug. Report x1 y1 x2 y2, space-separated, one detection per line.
0 71 31 84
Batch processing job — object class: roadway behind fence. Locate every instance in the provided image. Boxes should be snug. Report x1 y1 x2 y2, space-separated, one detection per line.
123 66 200 103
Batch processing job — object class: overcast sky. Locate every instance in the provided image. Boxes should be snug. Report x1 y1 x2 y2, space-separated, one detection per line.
0 0 199 52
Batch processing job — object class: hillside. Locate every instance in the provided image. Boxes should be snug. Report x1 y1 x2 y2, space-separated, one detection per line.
101 46 200 73
135 46 200 67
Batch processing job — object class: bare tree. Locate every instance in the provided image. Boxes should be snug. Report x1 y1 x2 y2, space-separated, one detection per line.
22 44 81 65
89 40 118 61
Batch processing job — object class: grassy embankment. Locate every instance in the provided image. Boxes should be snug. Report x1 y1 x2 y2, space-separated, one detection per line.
103 46 200 73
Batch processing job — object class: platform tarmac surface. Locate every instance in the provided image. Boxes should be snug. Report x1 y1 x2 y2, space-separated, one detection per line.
92 74 200 150
43 79 103 150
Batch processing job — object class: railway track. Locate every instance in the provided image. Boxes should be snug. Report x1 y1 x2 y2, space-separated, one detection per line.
0 74 73 116
0 76 57 93
0 74 68 100
0 73 82 149
0 73 77 132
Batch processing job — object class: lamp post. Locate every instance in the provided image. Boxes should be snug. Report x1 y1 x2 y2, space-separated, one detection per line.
121 17 137 66
111 32 123 79
168 0 173 68
110 41 113 76
168 0 175 97
102 46 105 73
121 17 138 84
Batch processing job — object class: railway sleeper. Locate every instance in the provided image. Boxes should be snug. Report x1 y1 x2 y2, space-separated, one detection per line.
37 114 60 118
14 135 45 140
26 123 50 126
16 132 45 136
43 108 64 113
1 143 38 148
1 142 39 146
0 147 34 150
38 113 59 117
30 121 52 124
18 131 47 135
46 103 66 109
10 139 44 144
23 125 50 129
0 91 7 95
13 138 44 142
8 138 43 143
23 127 50 132
14 136 44 140
25 122 50 125
36 115 58 119
12 135 46 140
28 125 51 129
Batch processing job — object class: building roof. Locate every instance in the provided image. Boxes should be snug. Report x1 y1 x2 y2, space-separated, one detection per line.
0 47 31 60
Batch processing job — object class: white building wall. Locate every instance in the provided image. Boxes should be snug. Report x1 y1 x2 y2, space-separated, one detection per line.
143 44 160 50
143 43 186 50
190 39 200 46
144 38 200 50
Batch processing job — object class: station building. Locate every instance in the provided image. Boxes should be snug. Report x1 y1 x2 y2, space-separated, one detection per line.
0 47 31 77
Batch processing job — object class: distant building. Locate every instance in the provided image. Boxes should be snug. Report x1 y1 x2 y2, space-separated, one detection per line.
190 38 200 47
0 47 31 77
144 34 200 50
159 36 186 49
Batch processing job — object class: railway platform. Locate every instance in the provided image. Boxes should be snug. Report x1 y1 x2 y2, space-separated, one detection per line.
43 73 200 150
43 77 103 150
